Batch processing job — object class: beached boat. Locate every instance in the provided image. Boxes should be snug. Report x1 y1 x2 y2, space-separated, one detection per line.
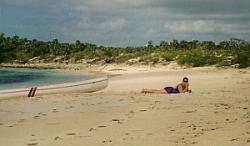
0 76 108 99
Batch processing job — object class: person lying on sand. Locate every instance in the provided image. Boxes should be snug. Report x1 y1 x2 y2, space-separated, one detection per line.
141 77 192 94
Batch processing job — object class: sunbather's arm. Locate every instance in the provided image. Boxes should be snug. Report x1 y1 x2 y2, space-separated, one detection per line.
184 83 189 92
177 84 184 93
178 83 189 93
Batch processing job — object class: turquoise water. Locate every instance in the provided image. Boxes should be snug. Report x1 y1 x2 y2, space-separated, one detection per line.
0 68 92 90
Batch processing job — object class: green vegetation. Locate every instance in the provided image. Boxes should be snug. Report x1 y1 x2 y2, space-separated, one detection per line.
0 32 249 68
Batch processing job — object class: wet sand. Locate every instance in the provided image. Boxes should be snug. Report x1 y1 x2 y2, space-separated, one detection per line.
0 66 249 146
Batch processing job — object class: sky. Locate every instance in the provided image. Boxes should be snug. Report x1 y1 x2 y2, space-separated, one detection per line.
0 0 250 47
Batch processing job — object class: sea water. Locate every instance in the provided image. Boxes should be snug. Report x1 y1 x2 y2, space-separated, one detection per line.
0 68 91 90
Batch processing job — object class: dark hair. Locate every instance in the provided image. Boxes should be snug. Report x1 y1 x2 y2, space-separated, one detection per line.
183 77 189 82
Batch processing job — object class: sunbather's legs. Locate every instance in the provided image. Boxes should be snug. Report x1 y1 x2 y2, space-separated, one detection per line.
141 88 167 94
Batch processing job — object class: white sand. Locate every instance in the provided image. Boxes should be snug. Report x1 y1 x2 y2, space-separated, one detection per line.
0 65 249 146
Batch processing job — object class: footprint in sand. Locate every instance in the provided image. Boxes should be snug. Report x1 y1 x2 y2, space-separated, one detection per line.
184 110 197 113
130 96 135 100
139 109 147 112
66 133 76 136
124 133 129 136
111 119 124 124
111 119 120 122
150 105 156 109
98 125 107 128
17 119 26 123
102 139 112 143
231 138 240 141
27 143 38 146
0 123 4 126
89 128 96 131
247 138 250 143
54 136 63 140
130 110 135 114
65 106 74 109
125 111 135 119
8 124 17 127
154 101 161 104
146 133 153 135
119 98 125 102
38 112 47 116
52 109 59 113
33 116 40 119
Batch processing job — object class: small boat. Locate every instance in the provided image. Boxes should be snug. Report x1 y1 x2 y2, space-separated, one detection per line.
0 76 108 99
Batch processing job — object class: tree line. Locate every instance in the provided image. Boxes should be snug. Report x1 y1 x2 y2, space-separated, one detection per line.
0 32 249 68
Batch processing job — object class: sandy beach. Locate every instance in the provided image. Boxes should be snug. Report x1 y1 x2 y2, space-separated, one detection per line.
0 65 250 146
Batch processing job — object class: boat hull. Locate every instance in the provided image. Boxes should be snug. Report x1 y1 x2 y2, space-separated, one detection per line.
0 76 108 99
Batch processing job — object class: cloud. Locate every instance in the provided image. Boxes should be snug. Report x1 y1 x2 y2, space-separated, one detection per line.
165 20 218 34
65 0 153 10
100 18 127 30
164 20 250 35
1 0 38 5
154 0 250 14
0 0 54 8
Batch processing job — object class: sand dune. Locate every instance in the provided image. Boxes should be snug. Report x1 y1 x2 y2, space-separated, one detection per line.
0 66 249 146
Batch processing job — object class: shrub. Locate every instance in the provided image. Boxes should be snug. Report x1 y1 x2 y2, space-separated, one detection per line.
161 51 180 61
139 55 159 64
233 42 250 68
177 49 222 67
